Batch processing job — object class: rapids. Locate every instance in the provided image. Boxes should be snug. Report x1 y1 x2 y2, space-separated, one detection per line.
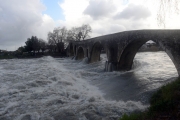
0 51 178 120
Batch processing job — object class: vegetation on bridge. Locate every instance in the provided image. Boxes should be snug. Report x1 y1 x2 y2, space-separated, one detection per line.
120 77 180 120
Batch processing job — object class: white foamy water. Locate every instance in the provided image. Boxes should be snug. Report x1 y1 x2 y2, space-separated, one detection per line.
0 52 178 120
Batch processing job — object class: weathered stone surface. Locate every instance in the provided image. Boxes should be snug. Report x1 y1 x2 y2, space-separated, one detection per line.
67 30 180 76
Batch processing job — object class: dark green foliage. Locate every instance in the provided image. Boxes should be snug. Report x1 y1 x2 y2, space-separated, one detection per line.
0 54 14 59
17 46 26 54
120 113 143 120
120 77 180 120
25 36 40 53
39 39 47 53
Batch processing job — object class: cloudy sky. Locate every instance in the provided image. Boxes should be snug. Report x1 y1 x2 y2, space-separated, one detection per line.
0 0 180 50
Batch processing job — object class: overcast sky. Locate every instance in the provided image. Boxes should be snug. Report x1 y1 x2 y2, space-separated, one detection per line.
0 0 180 50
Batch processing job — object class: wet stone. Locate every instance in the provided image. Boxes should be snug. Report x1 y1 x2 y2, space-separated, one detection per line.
0 116 11 120
72 94 79 99
21 115 31 120
26 82 38 87
36 80 52 86
83 112 102 120
39 116 54 120
88 97 95 102
16 85 26 90
53 110 78 120
46 99 65 106
51 77 57 81
56 100 64 104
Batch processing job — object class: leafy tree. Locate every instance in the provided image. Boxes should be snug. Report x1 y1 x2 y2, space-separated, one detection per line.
25 36 40 54
17 46 26 54
25 38 33 52
38 38 47 53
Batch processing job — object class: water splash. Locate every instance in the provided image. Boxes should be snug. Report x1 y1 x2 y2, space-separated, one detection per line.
0 52 178 119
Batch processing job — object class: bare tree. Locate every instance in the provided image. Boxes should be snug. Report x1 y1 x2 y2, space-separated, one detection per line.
48 27 67 53
48 27 67 43
157 0 179 27
79 24 92 40
67 24 92 41
124 0 179 27
67 27 81 41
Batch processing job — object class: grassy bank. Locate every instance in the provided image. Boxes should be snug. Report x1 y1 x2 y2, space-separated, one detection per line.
120 77 180 120
0 53 67 60
0 55 15 59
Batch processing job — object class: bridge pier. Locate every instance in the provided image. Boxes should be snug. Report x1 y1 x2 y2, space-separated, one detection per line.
68 30 180 76
104 61 117 72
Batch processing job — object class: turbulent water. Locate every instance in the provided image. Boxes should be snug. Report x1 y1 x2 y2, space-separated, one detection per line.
0 52 178 120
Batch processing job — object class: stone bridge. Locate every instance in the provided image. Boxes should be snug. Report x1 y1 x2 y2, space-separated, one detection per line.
66 30 180 76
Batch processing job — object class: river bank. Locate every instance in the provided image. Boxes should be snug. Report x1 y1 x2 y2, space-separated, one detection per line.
120 77 180 120
0 52 67 60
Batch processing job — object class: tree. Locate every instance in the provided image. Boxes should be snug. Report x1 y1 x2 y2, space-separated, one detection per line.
25 38 33 52
67 24 92 41
67 27 81 41
38 39 47 53
79 24 92 40
124 0 179 27
157 0 179 27
17 46 26 54
25 36 40 54
48 27 67 53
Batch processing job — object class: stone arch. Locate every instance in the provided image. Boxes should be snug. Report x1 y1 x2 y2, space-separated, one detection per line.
118 39 150 70
76 46 84 60
117 39 179 75
90 42 104 63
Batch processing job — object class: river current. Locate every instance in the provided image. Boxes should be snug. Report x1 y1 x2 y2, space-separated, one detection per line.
0 52 178 120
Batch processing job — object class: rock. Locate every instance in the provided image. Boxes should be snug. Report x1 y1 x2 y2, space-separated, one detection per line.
83 112 102 120
53 110 78 120
21 115 31 120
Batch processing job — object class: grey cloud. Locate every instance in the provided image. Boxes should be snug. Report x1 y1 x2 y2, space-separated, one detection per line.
84 0 116 19
0 0 54 50
114 4 151 20
93 24 126 36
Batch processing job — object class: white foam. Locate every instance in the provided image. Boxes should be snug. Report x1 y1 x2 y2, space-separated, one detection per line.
0 52 177 119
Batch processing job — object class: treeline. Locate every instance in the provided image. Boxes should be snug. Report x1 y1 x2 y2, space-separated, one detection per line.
16 24 92 57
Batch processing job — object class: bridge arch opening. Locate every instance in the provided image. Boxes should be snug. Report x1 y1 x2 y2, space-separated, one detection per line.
76 47 84 60
90 42 104 63
118 39 156 70
118 39 178 76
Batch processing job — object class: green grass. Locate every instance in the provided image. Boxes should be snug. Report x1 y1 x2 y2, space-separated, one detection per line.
120 77 180 120
0 55 15 59
120 113 144 120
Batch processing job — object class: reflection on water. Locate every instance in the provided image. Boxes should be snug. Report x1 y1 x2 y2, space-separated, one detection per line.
0 51 178 119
